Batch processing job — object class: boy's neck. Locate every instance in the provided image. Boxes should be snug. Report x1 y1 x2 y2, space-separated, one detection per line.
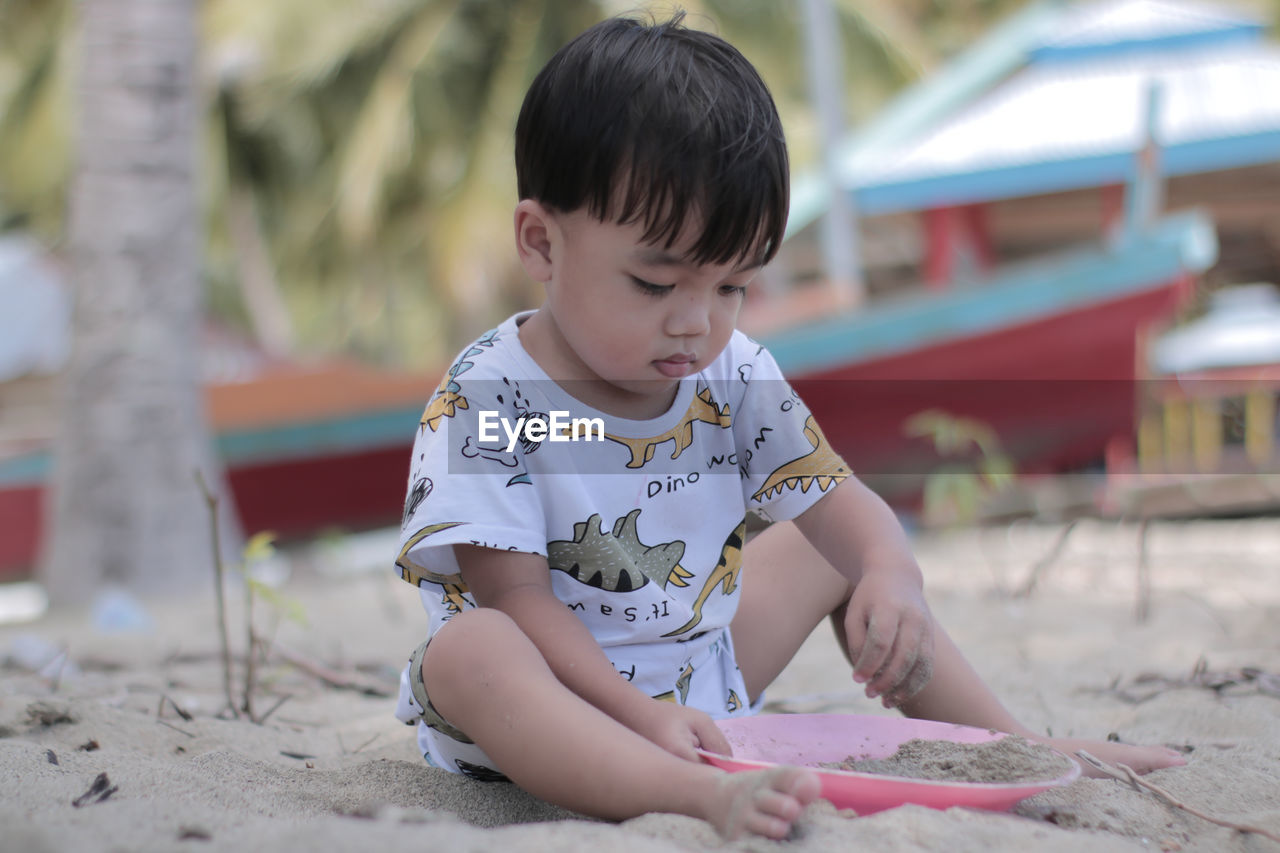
516 309 681 420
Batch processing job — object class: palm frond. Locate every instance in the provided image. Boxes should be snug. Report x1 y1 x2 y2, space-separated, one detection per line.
336 0 459 245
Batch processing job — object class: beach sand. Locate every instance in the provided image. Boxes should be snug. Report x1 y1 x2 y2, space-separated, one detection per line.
2 517 1277 852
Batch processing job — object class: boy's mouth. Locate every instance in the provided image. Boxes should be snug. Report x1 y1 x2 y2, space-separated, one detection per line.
653 353 696 378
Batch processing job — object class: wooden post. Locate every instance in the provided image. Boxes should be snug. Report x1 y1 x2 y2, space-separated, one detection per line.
801 0 864 308
1121 81 1164 243
1245 389 1275 465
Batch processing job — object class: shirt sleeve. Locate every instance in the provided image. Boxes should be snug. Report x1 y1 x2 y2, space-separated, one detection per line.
730 340 852 524
395 372 548 589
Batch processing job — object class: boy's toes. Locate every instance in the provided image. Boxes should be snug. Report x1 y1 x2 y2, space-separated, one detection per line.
715 767 822 840
775 766 822 804
1123 745 1187 774
757 768 821 817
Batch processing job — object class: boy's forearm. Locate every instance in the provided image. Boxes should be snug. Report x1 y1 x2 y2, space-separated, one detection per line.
793 478 922 588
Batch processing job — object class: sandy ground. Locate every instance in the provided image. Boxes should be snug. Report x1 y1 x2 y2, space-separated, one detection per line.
1 517 1278 852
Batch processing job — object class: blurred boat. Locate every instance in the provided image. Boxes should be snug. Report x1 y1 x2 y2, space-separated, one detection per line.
750 212 1214 506
761 0 1280 507
0 360 431 581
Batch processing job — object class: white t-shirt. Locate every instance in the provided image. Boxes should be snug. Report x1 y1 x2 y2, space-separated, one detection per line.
394 312 850 776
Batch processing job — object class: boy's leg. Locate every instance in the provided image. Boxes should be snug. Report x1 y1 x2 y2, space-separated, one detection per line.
898 625 1187 772
733 521 1186 774
420 607 820 838
731 521 853 702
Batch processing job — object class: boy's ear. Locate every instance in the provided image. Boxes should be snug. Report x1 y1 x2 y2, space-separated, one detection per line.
513 199 557 283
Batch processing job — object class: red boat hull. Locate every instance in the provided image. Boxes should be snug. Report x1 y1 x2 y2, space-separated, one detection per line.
0 362 430 583
791 279 1190 505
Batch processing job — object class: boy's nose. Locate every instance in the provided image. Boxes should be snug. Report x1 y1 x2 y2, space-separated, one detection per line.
666 294 712 337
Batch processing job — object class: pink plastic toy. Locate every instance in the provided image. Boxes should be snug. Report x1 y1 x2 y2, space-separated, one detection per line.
697 713 1080 815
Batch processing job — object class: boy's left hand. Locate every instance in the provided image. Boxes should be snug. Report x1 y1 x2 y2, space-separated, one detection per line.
843 568 935 707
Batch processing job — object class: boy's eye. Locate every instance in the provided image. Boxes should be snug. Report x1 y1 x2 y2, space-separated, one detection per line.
630 276 673 296
720 284 748 297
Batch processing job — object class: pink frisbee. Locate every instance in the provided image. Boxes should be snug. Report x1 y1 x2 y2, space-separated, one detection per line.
697 713 1080 815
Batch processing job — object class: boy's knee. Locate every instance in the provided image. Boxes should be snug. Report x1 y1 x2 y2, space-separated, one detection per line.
422 607 530 686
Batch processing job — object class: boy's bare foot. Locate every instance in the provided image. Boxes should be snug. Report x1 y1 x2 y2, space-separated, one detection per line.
708 766 822 840
1036 737 1187 777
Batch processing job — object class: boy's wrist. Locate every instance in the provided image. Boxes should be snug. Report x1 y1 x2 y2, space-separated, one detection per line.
855 558 924 590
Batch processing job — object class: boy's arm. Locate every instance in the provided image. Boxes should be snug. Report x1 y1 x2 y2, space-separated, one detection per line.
452 544 731 760
792 477 935 707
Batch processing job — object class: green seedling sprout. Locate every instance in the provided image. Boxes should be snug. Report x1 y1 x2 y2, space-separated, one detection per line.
905 410 1017 527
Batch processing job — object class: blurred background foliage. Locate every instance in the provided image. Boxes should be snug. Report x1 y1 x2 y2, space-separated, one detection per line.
1 0 1123 370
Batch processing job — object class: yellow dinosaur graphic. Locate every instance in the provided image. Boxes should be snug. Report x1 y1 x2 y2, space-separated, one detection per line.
750 414 851 503
605 383 731 468
396 521 468 587
438 582 471 617
653 662 695 705
662 520 746 638
420 374 469 433
548 510 693 592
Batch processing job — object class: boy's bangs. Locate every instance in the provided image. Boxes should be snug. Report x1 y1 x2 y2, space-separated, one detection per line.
606 149 786 268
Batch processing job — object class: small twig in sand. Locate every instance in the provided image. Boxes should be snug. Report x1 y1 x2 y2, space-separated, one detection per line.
1013 519 1079 599
156 718 197 738
71 772 119 808
352 733 380 754
157 694 194 722
1082 657 1280 705
195 470 240 720
1077 751 1280 844
270 644 393 697
1135 518 1152 623
47 643 72 693
243 604 259 721
255 694 291 724
338 731 381 755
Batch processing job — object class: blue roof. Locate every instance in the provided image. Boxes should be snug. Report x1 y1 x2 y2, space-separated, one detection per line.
788 0 1280 233
1031 0 1265 63
1150 283 1280 372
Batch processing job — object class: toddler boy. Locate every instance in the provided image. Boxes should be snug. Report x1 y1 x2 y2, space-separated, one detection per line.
394 13 1185 840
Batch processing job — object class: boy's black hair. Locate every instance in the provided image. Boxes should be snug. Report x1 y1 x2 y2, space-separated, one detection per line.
515 12 789 267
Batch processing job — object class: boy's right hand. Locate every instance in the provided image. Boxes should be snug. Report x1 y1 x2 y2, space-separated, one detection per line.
630 699 733 762
843 566 934 707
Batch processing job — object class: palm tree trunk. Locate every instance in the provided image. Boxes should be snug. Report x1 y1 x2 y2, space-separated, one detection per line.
41 0 231 603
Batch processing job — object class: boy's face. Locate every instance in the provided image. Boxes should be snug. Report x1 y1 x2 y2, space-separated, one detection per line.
516 203 762 418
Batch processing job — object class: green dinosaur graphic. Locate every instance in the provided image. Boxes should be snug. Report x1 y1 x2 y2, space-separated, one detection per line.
548 510 693 593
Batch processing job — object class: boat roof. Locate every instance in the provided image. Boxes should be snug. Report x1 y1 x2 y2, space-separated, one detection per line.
1150 283 1280 372
788 0 1280 233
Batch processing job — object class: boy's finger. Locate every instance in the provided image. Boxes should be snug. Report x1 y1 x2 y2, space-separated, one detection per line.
851 610 896 686
867 608 933 699
870 632 918 699
695 717 733 757
842 606 869 678
882 649 933 708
